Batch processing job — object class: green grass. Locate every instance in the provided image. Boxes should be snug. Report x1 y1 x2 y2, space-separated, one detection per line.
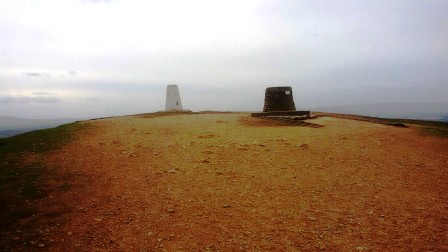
315 112 448 137
0 122 88 249
384 118 448 137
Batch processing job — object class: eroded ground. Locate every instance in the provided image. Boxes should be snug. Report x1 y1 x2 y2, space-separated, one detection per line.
6 113 448 251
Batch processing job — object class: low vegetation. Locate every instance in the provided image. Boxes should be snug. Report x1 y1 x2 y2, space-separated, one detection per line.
315 112 448 137
0 122 87 249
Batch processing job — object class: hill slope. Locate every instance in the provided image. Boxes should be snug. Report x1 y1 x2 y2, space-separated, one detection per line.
0 116 77 138
1 112 447 251
317 102 448 121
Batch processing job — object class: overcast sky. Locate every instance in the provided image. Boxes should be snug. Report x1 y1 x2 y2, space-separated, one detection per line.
1 0 447 119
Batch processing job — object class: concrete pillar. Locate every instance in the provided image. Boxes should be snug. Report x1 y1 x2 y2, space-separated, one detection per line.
165 84 183 111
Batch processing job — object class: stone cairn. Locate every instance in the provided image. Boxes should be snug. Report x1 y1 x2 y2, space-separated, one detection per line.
263 86 296 112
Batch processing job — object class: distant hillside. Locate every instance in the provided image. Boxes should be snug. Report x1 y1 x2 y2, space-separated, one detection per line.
317 103 448 122
0 116 77 138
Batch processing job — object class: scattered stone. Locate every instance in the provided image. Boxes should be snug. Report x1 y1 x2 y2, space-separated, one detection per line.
38 244 45 247
200 159 210 164
167 209 175 213
237 147 248 151
67 232 73 235
168 169 177 173
203 150 213 154
95 217 103 222
147 231 153 237
222 204 231 208
308 217 316 221
298 143 309 149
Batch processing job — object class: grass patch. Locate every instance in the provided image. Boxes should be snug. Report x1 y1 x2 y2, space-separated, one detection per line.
0 122 86 155
315 112 448 137
0 122 89 249
384 118 448 137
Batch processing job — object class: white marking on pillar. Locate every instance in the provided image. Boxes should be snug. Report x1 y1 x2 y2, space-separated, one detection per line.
165 84 183 111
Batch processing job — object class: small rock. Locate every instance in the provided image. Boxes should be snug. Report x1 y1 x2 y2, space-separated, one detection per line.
308 217 316 221
67 232 73 235
167 209 175 213
200 159 210 163
298 143 309 149
203 150 213 154
168 169 177 173
38 244 45 247
222 204 231 208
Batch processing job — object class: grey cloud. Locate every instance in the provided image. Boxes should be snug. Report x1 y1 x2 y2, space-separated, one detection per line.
68 70 77 76
32 92 55 96
85 97 100 102
22 72 50 77
0 96 61 104
81 0 111 3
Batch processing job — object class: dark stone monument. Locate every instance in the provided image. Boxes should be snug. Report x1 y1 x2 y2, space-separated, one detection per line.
251 86 311 118
263 86 296 112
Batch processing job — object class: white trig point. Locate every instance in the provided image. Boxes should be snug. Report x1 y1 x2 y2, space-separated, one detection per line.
165 84 183 111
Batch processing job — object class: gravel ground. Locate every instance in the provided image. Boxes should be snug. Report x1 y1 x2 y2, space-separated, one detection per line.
8 113 448 251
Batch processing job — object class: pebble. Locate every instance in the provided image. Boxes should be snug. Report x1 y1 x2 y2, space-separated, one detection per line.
298 143 309 149
168 169 177 173
222 204 231 208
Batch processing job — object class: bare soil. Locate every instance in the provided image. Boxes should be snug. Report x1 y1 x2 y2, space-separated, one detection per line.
7 113 448 251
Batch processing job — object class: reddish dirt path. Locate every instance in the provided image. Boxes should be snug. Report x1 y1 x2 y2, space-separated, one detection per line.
14 113 448 251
